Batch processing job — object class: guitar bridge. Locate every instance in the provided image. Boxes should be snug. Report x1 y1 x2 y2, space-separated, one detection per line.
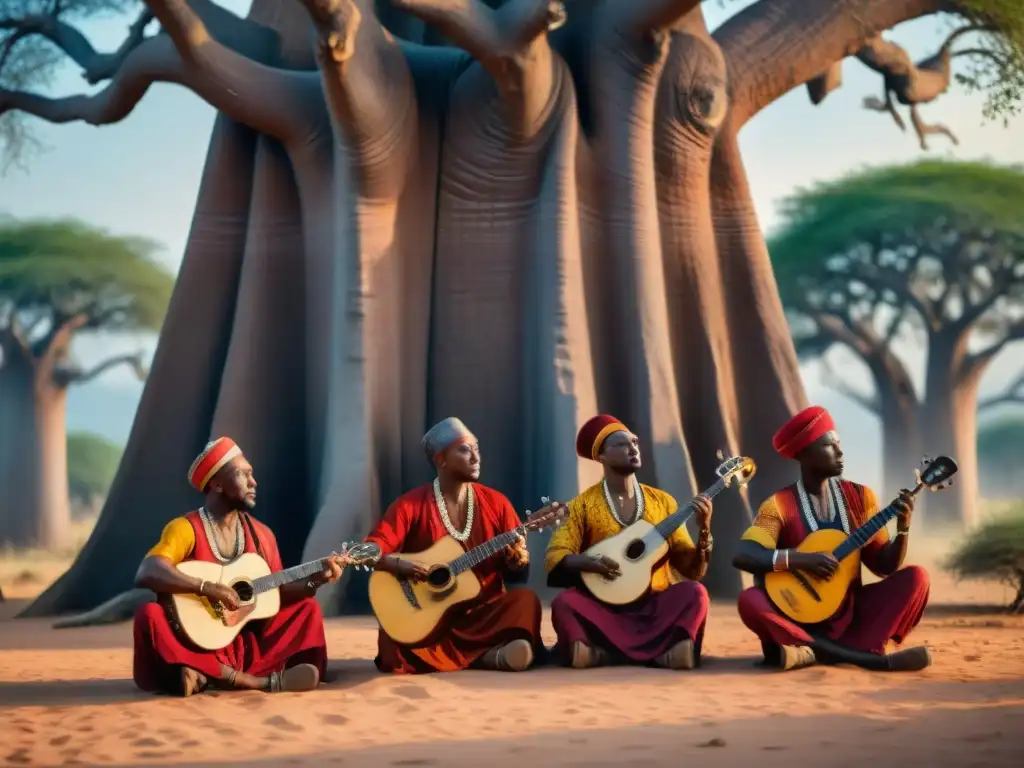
401 580 421 609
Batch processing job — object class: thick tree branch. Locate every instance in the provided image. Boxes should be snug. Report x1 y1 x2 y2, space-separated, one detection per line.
141 0 325 144
392 0 565 137
53 351 148 388
715 0 952 130
978 367 1024 410
1 35 184 126
963 318 1024 378
0 8 155 85
295 0 413 181
820 356 882 414
615 0 702 35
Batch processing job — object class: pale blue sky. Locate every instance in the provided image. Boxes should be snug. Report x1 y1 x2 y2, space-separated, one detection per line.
0 1 1021 491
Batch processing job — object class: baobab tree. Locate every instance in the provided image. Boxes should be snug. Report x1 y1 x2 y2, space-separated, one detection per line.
772 159 1024 529
1 0 1020 616
0 217 173 550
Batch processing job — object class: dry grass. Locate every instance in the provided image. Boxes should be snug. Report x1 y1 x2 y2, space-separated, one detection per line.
0 515 97 600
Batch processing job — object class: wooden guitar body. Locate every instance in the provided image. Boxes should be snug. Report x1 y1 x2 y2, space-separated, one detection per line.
169 553 281 650
368 536 483 646
580 519 670 606
763 529 861 625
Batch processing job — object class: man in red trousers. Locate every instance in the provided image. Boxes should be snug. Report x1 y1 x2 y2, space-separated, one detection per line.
132 437 347 696
733 406 932 672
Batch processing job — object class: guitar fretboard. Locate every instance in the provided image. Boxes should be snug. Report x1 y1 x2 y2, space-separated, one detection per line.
652 477 729 539
832 505 901 562
450 529 525 576
251 559 327 595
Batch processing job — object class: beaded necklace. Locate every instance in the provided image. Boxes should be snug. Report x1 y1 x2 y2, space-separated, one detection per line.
433 477 475 542
602 476 645 528
198 506 244 563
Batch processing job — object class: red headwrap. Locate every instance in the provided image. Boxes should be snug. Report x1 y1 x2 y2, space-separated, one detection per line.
772 406 836 460
187 437 242 492
576 414 630 461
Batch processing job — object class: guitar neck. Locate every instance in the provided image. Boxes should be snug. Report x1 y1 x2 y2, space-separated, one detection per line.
251 558 327 595
653 477 729 539
449 528 524 576
832 481 925 561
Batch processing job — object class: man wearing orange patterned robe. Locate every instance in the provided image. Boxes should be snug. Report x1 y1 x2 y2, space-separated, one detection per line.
733 406 931 672
132 437 344 696
365 418 544 673
545 415 713 670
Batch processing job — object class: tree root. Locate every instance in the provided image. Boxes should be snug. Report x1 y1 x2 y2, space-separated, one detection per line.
52 588 154 628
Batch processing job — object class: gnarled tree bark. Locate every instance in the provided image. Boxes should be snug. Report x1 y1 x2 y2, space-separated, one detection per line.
19 0 974 616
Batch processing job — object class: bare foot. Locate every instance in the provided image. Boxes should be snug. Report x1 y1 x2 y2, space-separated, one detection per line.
180 667 208 697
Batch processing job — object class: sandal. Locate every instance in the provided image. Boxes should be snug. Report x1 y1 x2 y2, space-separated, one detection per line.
268 663 320 693
180 667 209 697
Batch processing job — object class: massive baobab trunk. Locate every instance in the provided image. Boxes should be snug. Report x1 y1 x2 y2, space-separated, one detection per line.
21 0 958 616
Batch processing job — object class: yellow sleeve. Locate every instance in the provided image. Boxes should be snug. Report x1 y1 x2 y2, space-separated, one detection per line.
146 518 196 565
741 495 783 550
545 495 586 573
860 485 890 545
660 490 695 553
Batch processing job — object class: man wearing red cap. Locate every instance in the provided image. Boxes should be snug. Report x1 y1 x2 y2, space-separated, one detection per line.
132 437 347 696
733 406 932 672
365 417 546 673
544 414 713 670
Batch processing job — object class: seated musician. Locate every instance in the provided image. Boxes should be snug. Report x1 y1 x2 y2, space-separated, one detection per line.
365 417 544 673
733 406 931 672
133 437 348 696
545 414 713 670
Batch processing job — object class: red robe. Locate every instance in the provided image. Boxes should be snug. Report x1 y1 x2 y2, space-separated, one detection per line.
738 479 930 656
366 483 542 674
132 511 328 693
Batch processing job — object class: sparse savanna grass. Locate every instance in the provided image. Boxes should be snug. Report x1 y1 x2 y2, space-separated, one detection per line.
0 515 98 600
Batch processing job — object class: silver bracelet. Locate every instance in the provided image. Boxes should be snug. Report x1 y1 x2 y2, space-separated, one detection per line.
895 529 909 537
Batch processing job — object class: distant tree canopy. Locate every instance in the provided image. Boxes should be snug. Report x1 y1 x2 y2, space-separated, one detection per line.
0 216 173 549
67 431 122 506
0 216 174 362
770 159 1024 526
977 414 1024 497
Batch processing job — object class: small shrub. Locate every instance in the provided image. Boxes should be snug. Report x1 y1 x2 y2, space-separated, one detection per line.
944 508 1024 612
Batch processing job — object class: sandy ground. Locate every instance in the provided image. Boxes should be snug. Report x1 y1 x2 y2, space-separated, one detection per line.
1 560 1022 768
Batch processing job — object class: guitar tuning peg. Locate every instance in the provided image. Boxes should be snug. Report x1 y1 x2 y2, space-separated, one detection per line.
716 449 724 461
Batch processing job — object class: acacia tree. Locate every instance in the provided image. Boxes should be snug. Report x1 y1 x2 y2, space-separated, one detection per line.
772 159 1024 529
2 0 1020 616
0 218 173 550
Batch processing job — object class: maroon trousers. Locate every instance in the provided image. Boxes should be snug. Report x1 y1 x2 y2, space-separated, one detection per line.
737 565 930 656
133 597 328 694
551 581 709 664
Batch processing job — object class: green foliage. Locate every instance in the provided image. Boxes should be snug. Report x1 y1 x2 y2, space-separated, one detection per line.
770 159 1024 285
955 0 1024 122
0 217 174 333
944 507 1024 609
978 414 1024 459
66 430 121 504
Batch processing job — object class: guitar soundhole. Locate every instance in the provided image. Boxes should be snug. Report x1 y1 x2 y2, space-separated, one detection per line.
427 565 451 589
233 581 254 603
624 539 646 561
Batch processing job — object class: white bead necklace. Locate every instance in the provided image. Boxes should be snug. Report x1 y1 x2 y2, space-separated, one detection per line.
198 506 244 563
433 478 475 542
602 477 644 528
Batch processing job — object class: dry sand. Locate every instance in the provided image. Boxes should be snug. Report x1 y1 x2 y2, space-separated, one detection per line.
1 553 1022 767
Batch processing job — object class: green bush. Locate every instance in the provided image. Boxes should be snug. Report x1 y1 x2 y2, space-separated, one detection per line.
944 508 1024 612
67 432 123 509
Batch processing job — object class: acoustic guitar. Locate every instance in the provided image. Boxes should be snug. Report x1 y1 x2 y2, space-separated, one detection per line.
764 455 958 625
581 453 757 605
168 541 382 650
368 503 567 646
